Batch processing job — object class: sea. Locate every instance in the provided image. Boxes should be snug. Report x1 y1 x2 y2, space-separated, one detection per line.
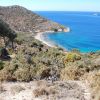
35 11 100 52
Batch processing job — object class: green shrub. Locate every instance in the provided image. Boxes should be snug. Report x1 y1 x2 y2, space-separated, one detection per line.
30 64 48 80
31 40 44 48
0 61 4 70
65 53 81 62
96 50 100 54
15 38 23 45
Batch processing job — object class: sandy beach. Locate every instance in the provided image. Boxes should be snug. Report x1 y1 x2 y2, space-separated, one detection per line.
34 28 70 48
34 31 57 48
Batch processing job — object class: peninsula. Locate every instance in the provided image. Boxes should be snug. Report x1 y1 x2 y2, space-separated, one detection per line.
0 5 68 33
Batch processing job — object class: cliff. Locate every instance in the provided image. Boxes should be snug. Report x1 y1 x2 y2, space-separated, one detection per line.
0 5 67 33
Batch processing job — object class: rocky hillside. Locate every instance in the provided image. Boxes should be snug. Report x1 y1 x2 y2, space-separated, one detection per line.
0 5 67 33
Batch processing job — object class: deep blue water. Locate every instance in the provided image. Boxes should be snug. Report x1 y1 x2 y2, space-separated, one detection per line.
35 11 100 52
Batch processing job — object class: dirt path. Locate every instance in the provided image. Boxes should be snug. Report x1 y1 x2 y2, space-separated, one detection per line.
0 80 91 100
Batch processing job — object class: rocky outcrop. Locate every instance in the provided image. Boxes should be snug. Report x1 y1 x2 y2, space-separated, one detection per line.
0 5 67 33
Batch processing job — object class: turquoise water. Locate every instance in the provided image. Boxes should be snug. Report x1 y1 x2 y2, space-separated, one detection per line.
36 11 100 52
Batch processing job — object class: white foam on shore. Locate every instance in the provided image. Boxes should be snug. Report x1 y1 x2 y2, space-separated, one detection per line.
34 28 70 48
34 31 57 47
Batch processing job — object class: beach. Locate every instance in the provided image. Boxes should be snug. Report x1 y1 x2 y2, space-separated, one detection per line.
34 27 70 48
34 31 57 48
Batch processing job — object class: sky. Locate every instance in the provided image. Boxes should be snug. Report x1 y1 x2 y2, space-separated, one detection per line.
0 0 100 11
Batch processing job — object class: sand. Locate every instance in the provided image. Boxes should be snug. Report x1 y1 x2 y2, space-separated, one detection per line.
34 31 57 48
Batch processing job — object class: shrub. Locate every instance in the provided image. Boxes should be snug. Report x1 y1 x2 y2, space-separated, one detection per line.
30 64 48 80
15 38 23 45
71 48 80 53
0 61 4 70
61 57 96 81
65 52 81 62
95 51 100 55
14 67 31 82
82 71 100 100
31 40 44 48
0 69 13 81
0 19 17 48
33 81 56 97
51 28 58 32
60 65 85 80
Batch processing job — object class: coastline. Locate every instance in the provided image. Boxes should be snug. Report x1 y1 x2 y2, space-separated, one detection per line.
34 31 58 48
34 28 70 48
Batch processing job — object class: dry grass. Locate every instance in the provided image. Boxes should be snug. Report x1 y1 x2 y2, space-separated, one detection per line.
10 85 25 95
33 86 57 97
82 71 100 100
33 80 57 97
0 82 5 94
60 65 84 80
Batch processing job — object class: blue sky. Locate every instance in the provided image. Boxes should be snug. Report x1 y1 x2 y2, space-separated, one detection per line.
0 0 100 11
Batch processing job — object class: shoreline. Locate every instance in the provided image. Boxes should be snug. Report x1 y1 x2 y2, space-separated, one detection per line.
34 28 70 48
34 31 58 48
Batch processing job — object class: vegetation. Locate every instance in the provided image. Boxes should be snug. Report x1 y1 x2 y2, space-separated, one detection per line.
0 61 4 70
0 29 100 99
1 5 100 99
0 5 66 33
0 19 17 48
64 52 81 62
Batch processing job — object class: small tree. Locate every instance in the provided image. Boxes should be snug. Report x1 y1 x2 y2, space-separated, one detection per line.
8 30 17 48
0 19 9 44
0 19 17 48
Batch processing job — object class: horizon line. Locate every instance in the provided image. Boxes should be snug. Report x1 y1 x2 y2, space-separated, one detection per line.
34 10 100 12
0 5 100 13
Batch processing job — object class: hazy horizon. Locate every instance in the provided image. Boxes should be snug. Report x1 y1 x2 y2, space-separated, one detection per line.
0 0 100 12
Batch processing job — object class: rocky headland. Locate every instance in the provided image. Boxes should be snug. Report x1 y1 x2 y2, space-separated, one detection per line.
0 5 68 33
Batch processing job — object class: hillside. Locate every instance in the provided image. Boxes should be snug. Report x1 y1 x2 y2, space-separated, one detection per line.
0 5 67 33
0 5 100 100
0 31 100 100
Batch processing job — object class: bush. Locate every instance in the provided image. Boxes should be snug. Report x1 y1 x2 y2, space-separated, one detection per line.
71 49 80 53
82 71 100 100
65 53 81 62
30 64 48 80
0 61 4 70
15 38 23 45
0 69 14 81
33 81 56 97
14 67 31 82
31 40 44 48
60 64 85 80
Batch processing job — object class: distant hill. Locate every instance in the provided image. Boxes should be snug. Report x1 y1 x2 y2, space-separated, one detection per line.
0 5 66 33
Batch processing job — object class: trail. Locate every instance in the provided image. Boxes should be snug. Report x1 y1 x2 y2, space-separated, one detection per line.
0 80 91 100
